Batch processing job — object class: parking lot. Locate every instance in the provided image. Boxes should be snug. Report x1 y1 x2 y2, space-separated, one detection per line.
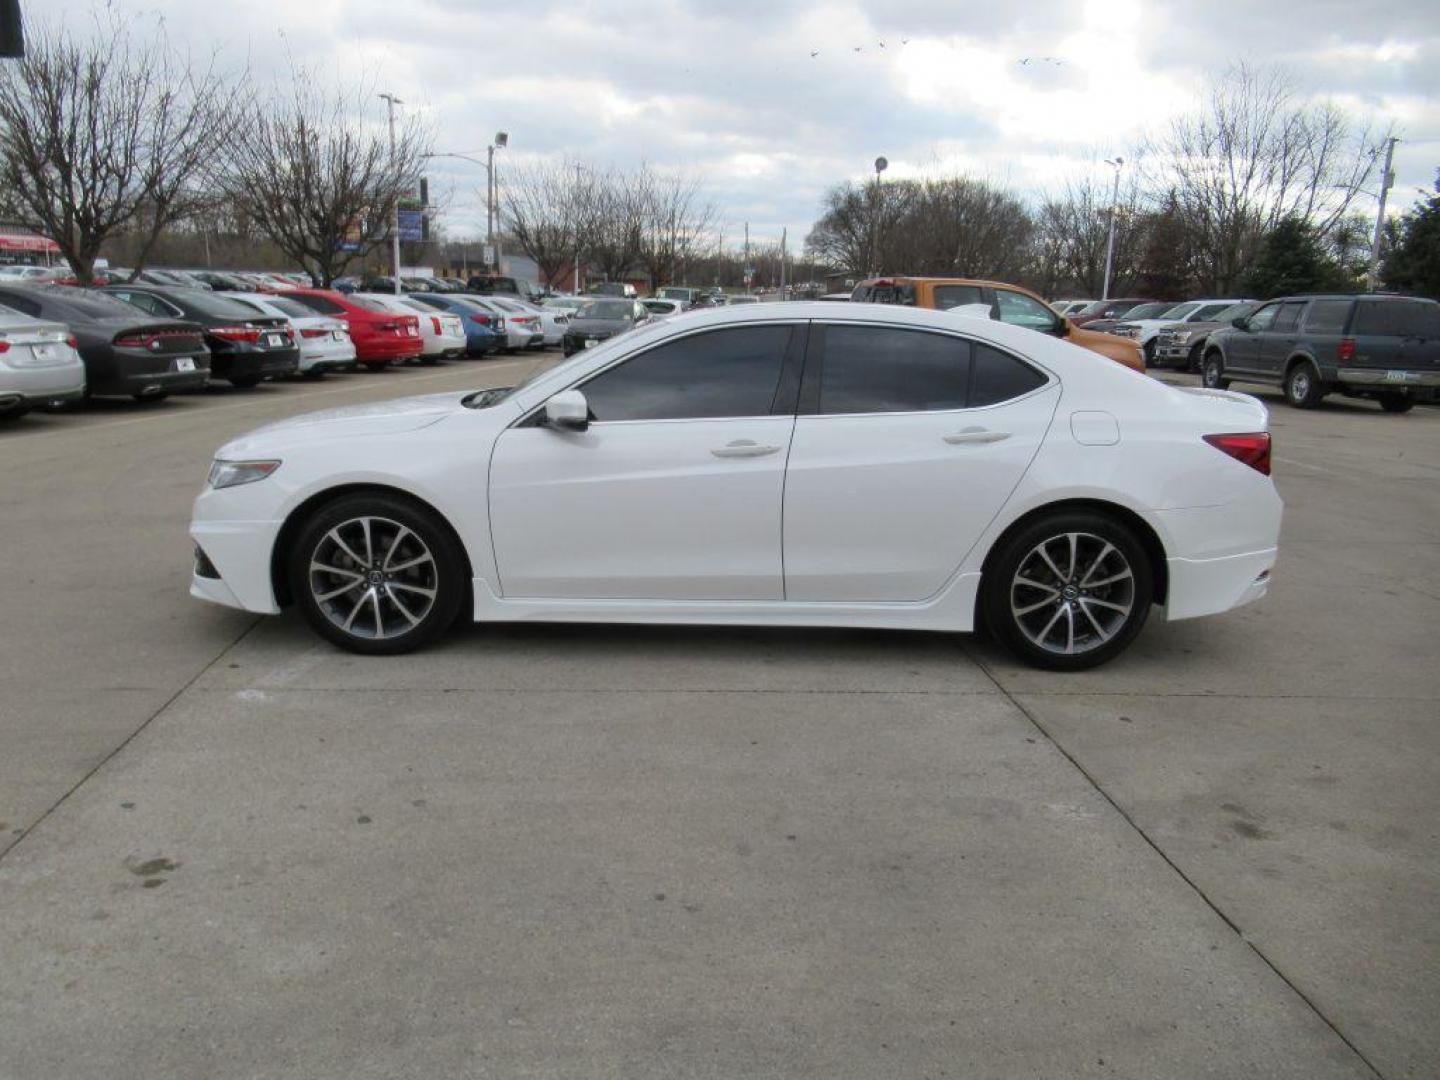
0 360 1436 1079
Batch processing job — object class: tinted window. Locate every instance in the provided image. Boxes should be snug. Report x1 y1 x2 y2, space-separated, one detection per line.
933 284 984 310
1246 304 1279 332
267 297 314 318
995 290 1060 331
820 325 971 414
1272 302 1305 333
1193 303 1234 321
971 343 1047 406
1353 299 1440 337
581 325 792 421
285 293 345 316
0 290 40 317
1304 299 1351 335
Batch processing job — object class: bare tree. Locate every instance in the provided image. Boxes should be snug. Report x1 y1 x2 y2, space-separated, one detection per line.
585 167 645 284
1033 172 1146 296
633 163 717 289
501 159 591 289
1152 63 1385 293
220 69 431 286
0 13 241 284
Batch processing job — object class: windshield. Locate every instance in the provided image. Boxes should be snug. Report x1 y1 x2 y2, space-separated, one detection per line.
1121 303 1174 320
40 287 170 318
1158 303 1198 320
578 300 631 319
1213 302 1260 322
267 297 314 318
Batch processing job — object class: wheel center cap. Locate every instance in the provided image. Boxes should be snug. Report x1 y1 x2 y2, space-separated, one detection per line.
1062 584 1080 601
367 570 385 585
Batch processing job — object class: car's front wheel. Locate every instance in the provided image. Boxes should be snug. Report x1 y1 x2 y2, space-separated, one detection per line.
288 493 466 655
1201 352 1231 390
982 511 1153 671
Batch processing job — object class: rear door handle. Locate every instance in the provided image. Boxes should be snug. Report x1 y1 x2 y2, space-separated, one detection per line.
711 440 782 458
944 427 1011 445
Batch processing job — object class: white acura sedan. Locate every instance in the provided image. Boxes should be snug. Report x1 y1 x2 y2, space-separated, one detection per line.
190 303 1281 670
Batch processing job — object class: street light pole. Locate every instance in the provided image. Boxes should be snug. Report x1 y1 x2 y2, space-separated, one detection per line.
1367 136 1398 293
486 131 508 273
1101 156 1124 301
379 92 404 296
872 156 888 276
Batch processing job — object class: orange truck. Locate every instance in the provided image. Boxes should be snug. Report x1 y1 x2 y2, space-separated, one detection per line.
851 277 1145 373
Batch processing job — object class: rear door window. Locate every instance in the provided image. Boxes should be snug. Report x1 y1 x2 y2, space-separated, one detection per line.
1354 300 1440 337
933 284 984 310
1303 299 1351 335
819 325 972 414
970 343 1048 406
1272 302 1306 333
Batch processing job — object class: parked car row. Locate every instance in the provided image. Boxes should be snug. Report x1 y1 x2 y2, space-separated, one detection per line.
0 281 566 422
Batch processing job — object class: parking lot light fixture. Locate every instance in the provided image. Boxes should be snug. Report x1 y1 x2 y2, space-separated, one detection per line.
1102 157 1123 301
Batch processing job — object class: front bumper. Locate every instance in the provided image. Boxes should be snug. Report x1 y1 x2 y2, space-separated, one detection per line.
190 518 284 614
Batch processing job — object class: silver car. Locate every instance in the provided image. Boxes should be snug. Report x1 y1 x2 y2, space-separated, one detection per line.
0 306 86 419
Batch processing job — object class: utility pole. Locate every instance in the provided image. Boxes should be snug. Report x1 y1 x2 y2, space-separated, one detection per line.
379 93 404 295
1367 136 1398 293
573 162 585 294
743 221 749 293
872 156 888 276
779 226 787 300
1101 156 1124 301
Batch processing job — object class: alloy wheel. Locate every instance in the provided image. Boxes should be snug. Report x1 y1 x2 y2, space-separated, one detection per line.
307 515 438 640
1009 531 1135 656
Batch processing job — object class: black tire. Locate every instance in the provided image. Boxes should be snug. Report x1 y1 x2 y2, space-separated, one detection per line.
1185 343 1205 374
1379 394 1414 414
132 390 169 403
1142 339 1156 368
0 404 31 421
982 510 1154 672
1283 360 1325 409
1202 352 1230 390
288 492 466 655
229 374 262 389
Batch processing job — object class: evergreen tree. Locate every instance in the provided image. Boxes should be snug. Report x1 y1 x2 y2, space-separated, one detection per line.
1382 171 1440 299
1241 216 1348 298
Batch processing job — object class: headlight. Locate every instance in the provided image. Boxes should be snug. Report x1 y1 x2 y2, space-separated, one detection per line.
208 459 281 489
1174 331 1193 343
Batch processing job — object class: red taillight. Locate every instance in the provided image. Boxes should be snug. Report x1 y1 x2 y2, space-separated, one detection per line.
0 340 9 353
431 316 442 334
300 328 327 339
210 325 262 344
1204 432 1271 476
66 334 77 347
1338 337 1355 362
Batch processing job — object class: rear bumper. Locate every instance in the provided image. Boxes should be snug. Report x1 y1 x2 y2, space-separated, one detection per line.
1335 368 1440 388
1164 548 1276 620
0 363 87 403
355 336 424 364
95 366 210 396
298 338 357 372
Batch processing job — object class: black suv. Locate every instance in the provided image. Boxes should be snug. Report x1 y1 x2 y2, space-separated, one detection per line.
1202 294 1440 412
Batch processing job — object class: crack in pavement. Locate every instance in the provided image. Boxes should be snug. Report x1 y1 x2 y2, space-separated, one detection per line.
959 638 1388 1080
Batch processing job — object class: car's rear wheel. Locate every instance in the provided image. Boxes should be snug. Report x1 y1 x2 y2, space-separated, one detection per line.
1202 352 1230 390
1284 361 1325 409
288 493 466 655
982 511 1153 671
132 390 168 403
0 403 31 421
1378 393 1414 414
230 374 262 389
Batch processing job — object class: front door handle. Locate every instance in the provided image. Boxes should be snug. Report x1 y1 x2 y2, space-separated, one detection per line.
944 427 1011 445
711 440 781 458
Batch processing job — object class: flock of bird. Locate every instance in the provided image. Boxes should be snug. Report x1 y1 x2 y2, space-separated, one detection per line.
807 42 1063 66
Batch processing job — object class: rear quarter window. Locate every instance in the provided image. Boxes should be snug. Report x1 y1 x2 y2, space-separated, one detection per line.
1354 300 1440 337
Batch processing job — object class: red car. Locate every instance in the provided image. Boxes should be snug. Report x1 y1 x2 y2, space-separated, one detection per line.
276 288 422 368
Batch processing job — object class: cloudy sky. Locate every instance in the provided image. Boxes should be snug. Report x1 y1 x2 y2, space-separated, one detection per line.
43 0 1440 248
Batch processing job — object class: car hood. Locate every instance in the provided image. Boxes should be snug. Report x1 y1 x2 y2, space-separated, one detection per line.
217 392 464 457
1164 319 1229 335
568 317 630 333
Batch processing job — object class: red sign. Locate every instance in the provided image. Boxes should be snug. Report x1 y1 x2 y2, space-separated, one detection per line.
0 231 61 254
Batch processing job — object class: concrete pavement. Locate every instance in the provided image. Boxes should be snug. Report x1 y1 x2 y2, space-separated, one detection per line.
1 361 1435 1078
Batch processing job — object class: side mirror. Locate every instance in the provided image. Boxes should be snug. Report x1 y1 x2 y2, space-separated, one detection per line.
1231 317 1249 330
544 389 590 431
